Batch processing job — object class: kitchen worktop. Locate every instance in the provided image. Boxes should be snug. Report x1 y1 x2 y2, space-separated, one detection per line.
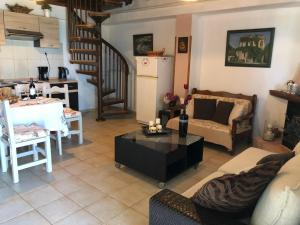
0 78 78 88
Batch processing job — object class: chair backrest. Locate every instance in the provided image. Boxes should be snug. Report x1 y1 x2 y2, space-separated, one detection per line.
43 84 70 108
0 100 15 145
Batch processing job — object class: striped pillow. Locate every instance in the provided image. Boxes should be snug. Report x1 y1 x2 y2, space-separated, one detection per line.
191 161 284 213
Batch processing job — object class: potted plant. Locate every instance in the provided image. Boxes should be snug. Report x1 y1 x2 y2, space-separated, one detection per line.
41 3 52 18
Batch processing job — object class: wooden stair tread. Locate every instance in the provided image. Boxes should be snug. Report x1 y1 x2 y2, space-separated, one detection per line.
88 11 110 17
103 99 125 106
70 60 97 65
70 49 97 54
76 70 97 76
75 24 96 29
69 36 99 43
102 109 129 116
102 88 116 96
87 79 98 86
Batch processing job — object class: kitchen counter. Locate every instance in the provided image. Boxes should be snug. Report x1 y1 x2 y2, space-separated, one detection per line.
0 78 78 88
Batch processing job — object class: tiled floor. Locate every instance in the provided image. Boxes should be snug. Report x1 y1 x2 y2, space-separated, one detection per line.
0 111 236 225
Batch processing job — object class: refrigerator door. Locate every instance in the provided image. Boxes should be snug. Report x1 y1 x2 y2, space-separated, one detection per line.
136 76 158 124
136 57 158 77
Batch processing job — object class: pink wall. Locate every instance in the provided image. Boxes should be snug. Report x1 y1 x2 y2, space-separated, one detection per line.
173 14 192 97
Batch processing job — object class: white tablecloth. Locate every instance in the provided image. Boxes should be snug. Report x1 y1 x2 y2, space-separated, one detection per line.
10 97 68 135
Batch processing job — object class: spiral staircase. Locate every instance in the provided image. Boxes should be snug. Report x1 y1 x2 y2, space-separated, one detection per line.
42 0 131 121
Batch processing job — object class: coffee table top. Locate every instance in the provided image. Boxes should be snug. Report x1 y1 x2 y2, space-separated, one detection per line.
119 129 203 154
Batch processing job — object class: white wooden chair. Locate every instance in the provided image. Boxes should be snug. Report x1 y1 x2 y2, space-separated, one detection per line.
43 84 83 155
0 100 52 183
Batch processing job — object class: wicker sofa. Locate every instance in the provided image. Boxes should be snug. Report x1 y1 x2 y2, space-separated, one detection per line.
167 89 257 153
150 144 300 225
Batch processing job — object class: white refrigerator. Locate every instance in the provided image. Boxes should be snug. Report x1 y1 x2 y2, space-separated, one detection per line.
136 56 174 124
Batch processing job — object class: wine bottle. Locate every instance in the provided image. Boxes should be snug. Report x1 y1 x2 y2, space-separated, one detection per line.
29 78 37 99
179 109 188 137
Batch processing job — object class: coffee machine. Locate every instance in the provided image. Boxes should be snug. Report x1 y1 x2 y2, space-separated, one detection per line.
38 67 49 81
58 67 69 80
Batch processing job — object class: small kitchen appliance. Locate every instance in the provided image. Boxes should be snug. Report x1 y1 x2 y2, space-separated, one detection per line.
38 67 49 81
58 67 69 80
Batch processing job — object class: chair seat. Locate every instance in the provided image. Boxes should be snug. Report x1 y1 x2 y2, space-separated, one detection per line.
3 124 48 143
64 108 81 118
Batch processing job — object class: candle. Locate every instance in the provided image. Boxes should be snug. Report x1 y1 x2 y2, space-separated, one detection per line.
149 121 154 127
157 124 162 132
155 118 161 125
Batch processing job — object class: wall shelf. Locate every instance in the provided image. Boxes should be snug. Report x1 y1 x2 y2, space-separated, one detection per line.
269 90 300 103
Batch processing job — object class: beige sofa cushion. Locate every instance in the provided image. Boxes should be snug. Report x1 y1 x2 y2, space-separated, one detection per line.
167 117 233 149
251 154 300 225
186 94 252 125
218 147 272 174
182 171 225 198
293 142 300 155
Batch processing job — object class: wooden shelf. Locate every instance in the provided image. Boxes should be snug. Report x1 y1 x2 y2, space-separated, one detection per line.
270 90 300 103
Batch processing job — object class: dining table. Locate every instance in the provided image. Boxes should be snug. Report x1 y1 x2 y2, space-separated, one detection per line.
10 97 69 136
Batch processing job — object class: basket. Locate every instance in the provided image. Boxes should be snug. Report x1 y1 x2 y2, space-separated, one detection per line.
6 4 33 14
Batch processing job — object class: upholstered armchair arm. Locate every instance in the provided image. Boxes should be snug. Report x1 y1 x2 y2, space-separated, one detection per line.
231 113 254 135
149 189 247 225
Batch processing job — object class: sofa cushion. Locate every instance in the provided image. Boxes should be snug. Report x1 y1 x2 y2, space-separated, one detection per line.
194 99 216 120
228 104 244 126
218 147 272 174
186 94 252 121
251 154 300 225
167 117 233 149
256 151 295 165
191 161 284 213
182 171 226 198
212 101 234 125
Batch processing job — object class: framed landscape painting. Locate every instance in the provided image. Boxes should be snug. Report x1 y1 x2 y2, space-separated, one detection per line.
133 33 153 56
225 28 275 68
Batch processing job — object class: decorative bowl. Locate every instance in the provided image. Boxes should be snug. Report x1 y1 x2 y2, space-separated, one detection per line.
5 4 33 14
147 48 165 57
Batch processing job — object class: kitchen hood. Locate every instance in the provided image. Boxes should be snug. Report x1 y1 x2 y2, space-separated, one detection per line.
5 29 44 41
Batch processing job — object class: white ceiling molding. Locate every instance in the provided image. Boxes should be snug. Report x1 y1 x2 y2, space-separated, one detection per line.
105 0 300 24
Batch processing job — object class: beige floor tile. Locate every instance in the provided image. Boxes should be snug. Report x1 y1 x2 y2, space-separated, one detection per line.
0 185 18 203
37 197 80 223
86 196 128 223
0 196 33 223
67 186 106 207
1 211 50 225
21 185 63 208
110 184 149 207
91 176 128 194
83 155 112 168
52 176 89 195
54 210 103 225
57 158 81 167
108 208 148 225
129 181 160 195
131 196 151 217
64 162 95 176
40 169 72 183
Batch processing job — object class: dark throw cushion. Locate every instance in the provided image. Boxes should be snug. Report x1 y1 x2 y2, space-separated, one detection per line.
256 151 295 165
194 99 217 120
191 160 284 213
212 101 234 125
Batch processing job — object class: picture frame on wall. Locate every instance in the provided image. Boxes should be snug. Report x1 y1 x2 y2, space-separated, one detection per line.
225 28 275 68
177 37 189 54
133 33 153 56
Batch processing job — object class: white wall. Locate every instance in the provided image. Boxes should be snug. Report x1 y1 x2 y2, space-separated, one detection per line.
104 18 176 110
0 0 66 80
190 7 300 135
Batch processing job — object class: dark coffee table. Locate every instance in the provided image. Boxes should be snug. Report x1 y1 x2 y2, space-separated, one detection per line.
115 129 204 188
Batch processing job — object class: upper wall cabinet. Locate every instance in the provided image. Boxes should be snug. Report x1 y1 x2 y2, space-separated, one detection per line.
35 16 61 49
4 11 39 32
0 11 5 45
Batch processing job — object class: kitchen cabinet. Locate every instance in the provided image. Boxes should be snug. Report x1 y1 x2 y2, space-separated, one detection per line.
0 11 5 45
4 11 39 32
35 17 60 48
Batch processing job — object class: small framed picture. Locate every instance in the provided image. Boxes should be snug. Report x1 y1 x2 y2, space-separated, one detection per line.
177 37 189 54
133 33 153 56
225 28 275 68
